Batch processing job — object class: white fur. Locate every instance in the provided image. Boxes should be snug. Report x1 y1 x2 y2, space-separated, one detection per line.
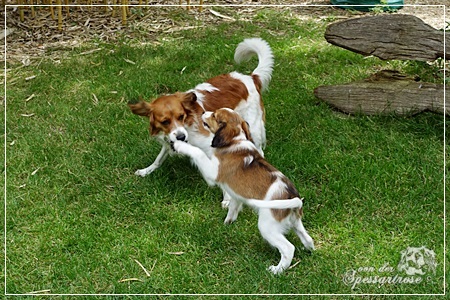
135 122 214 177
243 155 254 167
173 141 218 186
257 209 314 274
172 139 315 275
229 72 266 155
234 38 274 91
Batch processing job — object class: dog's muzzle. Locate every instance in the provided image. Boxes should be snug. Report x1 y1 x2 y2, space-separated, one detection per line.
176 133 186 141
169 127 188 143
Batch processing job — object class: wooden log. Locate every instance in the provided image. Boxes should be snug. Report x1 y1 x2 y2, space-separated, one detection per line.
314 70 449 116
325 14 449 61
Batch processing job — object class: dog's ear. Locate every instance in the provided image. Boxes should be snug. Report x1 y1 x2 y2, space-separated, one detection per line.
211 122 229 148
128 99 153 117
128 100 160 136
212 121 241 148
241 121 254 143
181 92 198 112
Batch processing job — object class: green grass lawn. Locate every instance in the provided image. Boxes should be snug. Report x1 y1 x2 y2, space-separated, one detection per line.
4 7 446 295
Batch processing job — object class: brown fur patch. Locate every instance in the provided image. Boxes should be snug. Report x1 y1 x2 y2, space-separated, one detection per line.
128 101 152 117
202 74 250 111
271 207 303 222
216 149 277 200
252 74 266 122
207 108 254 148
148 93 189 136
129 93 201 136
252 74 262 93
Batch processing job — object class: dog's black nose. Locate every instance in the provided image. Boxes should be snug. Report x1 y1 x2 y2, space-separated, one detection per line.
176 133 186 141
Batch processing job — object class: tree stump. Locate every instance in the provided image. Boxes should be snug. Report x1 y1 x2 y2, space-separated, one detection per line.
325 14 449 61
314 70 449 116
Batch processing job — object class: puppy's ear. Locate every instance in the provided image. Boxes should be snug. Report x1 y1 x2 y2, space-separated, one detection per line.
212 122 230 148
128 100 153 117
242 121 254 143
212 122 241 148
181 92 198 112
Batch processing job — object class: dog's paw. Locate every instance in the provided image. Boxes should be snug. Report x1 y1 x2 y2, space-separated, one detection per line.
267 265 285 275
135 168 153 177
221 199 230 209
224 211 238 225
223 216 235 225
172 140 185 153
169 141 176 152
135 169 147 177
304 239 315 252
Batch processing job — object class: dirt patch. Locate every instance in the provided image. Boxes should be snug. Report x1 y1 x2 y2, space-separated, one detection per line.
1 0 448 65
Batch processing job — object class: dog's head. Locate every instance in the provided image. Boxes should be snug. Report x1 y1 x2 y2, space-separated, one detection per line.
128 92 198 142
202 108 253 148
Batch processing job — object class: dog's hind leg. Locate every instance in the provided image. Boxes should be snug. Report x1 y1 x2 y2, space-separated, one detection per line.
135 145 169 177
222 190 232 208
293 218 315 251
224 198 243 224
258 210 295 274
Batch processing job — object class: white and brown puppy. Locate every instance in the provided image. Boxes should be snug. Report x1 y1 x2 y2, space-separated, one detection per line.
128 38 273 179
173 108 315 274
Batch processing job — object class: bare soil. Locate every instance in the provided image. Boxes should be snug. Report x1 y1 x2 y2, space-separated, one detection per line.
1 0 448 65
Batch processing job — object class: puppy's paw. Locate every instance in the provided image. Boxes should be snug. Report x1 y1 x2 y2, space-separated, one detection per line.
224 212 238 225
172 140 186 154
135 167 155 177
169 141 176 152
221 199 230 209
267 265 285 275
223 216 235 225
304 238 315 252
135 169 147 177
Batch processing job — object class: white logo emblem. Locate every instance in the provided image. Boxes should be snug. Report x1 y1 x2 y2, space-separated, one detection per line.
397 246 437 276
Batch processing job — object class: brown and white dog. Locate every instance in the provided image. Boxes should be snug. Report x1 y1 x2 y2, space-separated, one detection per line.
173 108 315 274
128 38 273 183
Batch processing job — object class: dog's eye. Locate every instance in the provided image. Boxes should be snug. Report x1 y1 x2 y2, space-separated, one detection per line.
161 120 170 126
178 115 184 121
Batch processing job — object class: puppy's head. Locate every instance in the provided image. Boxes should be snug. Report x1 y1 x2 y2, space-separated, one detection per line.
128 92 198 142
202 108 253 148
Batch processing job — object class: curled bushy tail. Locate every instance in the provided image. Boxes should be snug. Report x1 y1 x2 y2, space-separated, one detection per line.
234 38 274 91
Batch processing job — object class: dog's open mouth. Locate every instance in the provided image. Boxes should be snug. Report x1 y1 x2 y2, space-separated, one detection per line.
203 122 210 129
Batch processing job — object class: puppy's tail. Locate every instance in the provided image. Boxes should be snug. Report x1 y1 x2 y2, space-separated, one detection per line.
246 197 303 210
234 38 274 92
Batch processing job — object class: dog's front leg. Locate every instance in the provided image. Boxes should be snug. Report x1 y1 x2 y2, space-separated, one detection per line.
173 141 218 186
135 145 169 177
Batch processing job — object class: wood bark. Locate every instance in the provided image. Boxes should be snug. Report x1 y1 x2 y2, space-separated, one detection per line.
325 14 449 61
314 70 449 116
